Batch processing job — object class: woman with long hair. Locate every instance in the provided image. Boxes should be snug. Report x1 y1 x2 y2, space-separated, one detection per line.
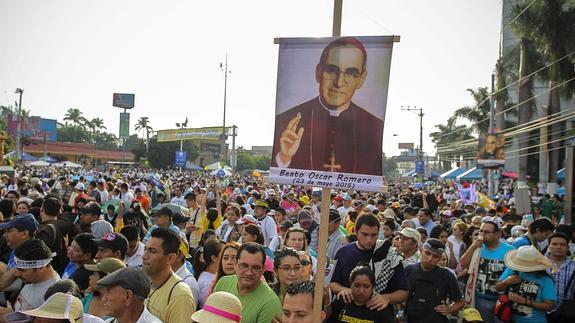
283 227 317 274
216 205 242 242
192 239 224 309
214 241 240 285
270 247 301 304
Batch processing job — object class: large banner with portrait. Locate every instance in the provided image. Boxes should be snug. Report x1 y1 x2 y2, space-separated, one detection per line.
269 36 396 192
477 133 505 168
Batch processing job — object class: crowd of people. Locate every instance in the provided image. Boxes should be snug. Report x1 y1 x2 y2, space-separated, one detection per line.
0 166 571 323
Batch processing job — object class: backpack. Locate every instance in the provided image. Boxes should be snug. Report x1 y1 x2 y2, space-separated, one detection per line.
406 272 447 323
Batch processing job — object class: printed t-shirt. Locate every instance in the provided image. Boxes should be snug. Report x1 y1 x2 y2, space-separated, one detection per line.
214 274 282 323
499 268 557 323
14 273 60 311
328 299 393 323
476 242 515 300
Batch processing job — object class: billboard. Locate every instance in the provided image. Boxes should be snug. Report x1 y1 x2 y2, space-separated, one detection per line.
119 113 130 139
113 93 135 109
7 114 57 141
477 133 505 168
398 142 414 150
269 36 396 192
157 127 230 142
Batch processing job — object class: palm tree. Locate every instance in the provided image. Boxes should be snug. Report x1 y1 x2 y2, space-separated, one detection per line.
87 118 107 146
453 87 492 137
63 108 87 127
430 116 473 171
135 117 153 153
517 0 575 185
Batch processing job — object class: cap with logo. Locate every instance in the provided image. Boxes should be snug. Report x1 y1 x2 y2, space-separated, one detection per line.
0 214 39 233
93 232 129 253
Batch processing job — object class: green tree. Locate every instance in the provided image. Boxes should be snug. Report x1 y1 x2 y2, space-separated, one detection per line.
146 137 199 169
253 155 271 171
382 154 397 178
453 87 492 137
63 108 87 127
236 153 254 171
514 0 575 184
430 116 473 171
135 117 153 153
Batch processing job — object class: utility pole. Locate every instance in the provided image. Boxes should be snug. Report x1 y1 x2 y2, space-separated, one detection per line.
401 106 424 172
231 125 237 170
14 88 23 162
220 54 231 164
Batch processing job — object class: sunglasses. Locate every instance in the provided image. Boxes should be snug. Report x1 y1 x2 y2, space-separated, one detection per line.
300 260 312 267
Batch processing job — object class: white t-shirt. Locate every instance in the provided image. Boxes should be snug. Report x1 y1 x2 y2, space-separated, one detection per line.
124 241 145 268
197 271 216 309
269 236 282 252
257 216 278 247
170 196 186 207
14 272 60 311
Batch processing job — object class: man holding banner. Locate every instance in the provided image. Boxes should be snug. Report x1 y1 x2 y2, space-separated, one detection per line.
272 37 385 176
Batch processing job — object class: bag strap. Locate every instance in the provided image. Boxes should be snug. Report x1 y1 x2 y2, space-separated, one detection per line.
564 264 575 296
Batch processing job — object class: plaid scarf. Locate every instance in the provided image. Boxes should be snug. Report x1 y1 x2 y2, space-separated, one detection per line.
370 239 403 294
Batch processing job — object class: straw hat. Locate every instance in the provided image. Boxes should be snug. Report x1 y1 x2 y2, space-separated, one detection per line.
504 245 552 272
191 291 242 323
21 292 83 322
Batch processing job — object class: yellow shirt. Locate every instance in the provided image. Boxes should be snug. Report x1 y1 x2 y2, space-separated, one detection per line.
146 272 196 323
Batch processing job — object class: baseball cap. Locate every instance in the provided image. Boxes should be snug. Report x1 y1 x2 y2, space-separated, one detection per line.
93 232 129 254
298 210 313 222
179 238 191 258
84 257 126 273
0 214 39 233
343 194 352 201
422 238 445 256
74 183 85 191
97 267 151 299
299 196 310 205
240 214 258 226
398 227 422 243
463 308 483 321
252 200 268 209
333 195 343 202
391 201 401 208
381 209 396 220
79 202 102 216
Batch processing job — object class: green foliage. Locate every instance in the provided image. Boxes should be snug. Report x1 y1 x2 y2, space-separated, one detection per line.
236 153 254 171
382 154 397 177
253 155 271 171
146 137 199 169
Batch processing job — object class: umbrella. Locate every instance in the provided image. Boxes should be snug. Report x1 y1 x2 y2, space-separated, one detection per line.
29 160 51 167
101 199 122 215
150 203 189 216
210 168 232 177
54 161 82 168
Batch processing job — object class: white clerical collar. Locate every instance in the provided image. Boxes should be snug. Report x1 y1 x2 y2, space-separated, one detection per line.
318 98 350 117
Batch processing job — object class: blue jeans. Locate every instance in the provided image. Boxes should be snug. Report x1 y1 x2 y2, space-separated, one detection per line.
475 296 504 323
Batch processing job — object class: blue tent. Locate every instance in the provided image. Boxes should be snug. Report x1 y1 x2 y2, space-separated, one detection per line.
557 168 566 181
457 167 482 180
39 155 58 163
3 151 39 162
440 167 467 179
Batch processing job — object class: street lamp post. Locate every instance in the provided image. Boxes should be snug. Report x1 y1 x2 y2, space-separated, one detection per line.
220 54 231 164
14 88 23 162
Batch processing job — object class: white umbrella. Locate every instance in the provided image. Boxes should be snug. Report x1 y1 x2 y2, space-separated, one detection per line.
54 161 83 168
210 168 232 177
29 160 51 167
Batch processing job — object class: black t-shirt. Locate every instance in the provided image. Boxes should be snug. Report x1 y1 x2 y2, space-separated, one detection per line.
70 266 92 291
328 300 394 323
331 242 409 321
35 218 73 275
404 263 462 323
